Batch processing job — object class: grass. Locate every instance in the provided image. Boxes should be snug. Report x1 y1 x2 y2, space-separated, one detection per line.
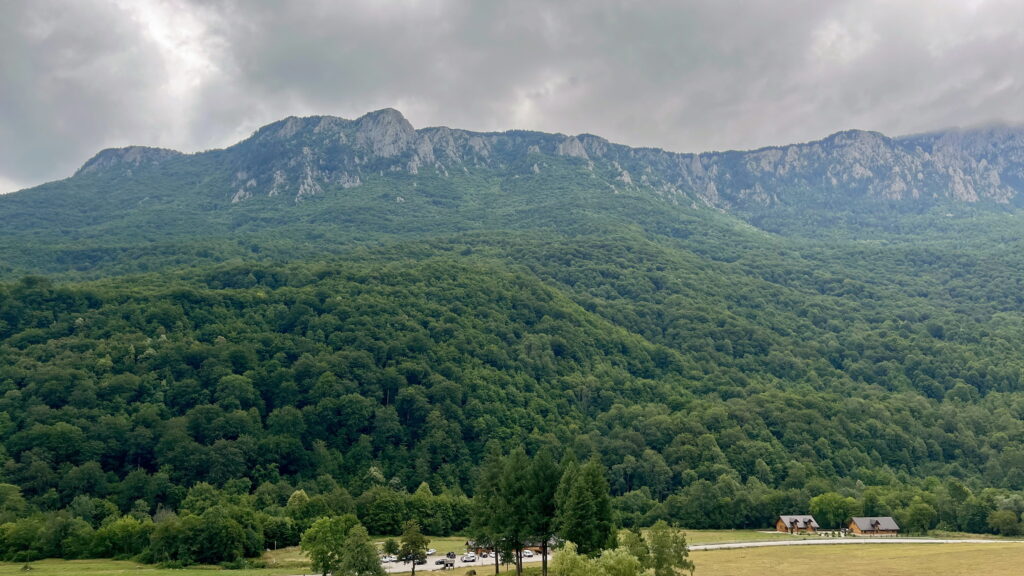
927 529 1024 540
371 535 470 555
261 546 309 571
682 529 813 545
690 542 1024 576
0 558 293 576
261 535 471 572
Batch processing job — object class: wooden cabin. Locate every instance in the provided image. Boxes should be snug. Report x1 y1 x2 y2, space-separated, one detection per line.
776 515 819 534
849 516 900 536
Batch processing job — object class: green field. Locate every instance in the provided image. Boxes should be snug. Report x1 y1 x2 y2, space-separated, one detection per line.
378 535 470 556
683 529 812 545
0 559 287 576
690 542 1024 576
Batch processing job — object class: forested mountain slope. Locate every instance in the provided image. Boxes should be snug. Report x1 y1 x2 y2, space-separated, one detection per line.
3 233 1024 533
2 110 1024 552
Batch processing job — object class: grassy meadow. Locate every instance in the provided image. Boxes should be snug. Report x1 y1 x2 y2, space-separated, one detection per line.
0 558 288 576
682 529 811 545
690 542 1024 576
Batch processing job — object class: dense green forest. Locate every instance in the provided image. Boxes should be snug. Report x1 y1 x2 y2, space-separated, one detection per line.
2 224 1024 562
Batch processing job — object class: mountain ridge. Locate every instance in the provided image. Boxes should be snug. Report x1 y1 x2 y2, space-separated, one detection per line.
66 109 1024 210
5 108 1024 277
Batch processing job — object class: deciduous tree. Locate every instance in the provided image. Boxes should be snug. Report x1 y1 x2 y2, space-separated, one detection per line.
338 524 385 576
300 514 359 576
399 520 429 576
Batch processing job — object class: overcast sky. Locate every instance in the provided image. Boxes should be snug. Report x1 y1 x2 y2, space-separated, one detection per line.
3 0 1024 193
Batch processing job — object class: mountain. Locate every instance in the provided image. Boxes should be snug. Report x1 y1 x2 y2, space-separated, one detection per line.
66 109 1024 210
2 109 1024 552
3 108 1024 277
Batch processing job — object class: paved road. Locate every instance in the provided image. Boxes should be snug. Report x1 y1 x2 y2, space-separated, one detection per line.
383 553 549 573
691 537 1024 551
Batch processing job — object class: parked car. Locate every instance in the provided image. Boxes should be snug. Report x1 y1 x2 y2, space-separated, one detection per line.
426 548 437 556
381 555 397 563
461 553 478 562
435 558 449 565
480 552 490 558
447 551 457 559
523 550 535 558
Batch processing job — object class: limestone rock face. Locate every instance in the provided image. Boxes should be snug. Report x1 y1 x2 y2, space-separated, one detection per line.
556 136 589 159
74 109 1024 210
353 108 416 158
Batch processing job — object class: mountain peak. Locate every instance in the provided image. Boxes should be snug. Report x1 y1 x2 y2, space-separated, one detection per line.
353 107 416 158
76 146 182 176
820 129 889 146
356 107 409 124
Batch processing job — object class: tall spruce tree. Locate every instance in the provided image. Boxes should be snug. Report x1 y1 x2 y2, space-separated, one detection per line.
528 447 562 576
501 448 533 575
556 459 615 556
471 445 506 576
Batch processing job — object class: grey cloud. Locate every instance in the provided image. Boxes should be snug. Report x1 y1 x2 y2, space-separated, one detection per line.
4 0 1024 192
0 1 171 189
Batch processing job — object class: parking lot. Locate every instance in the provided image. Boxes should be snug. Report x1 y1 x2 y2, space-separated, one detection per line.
383 551 548 573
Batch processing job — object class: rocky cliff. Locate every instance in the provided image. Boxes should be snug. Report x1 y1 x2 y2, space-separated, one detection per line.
76 109 1024 210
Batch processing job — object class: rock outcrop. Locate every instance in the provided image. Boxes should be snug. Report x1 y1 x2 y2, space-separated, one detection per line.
76 146 182 176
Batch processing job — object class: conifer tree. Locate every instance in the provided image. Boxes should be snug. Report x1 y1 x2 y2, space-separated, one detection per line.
501 448 533 575
528 447 561 576
556 459 615 556
471 445 506 576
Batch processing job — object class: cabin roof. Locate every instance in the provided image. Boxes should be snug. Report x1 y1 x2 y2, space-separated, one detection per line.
778 515 819 529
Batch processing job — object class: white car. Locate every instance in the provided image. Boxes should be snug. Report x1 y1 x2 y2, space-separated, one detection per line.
381 555 397 563
461 554 477 562
523 550 535 558
426 548 437 556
